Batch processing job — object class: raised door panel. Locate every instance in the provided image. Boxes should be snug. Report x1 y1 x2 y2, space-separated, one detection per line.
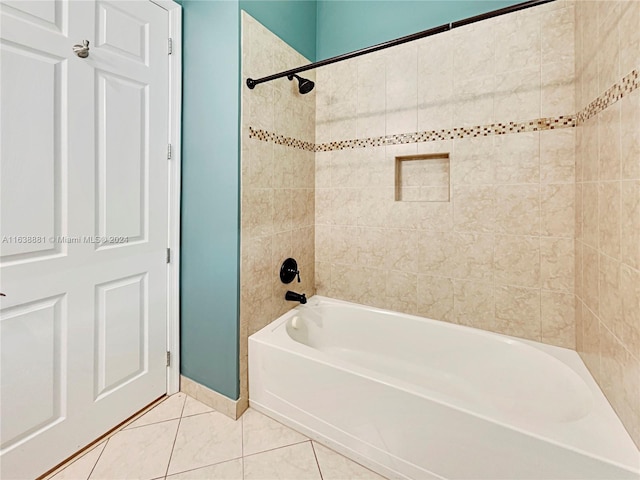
96 70 148 246
96 1 148 65
0 43 67 263
0 0 68 35
0 295 67 452
95 273 148 399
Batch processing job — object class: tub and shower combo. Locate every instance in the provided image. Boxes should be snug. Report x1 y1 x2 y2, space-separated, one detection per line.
249 296 640 480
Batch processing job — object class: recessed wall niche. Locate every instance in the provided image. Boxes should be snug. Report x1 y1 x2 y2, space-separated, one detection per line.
395 153 450 202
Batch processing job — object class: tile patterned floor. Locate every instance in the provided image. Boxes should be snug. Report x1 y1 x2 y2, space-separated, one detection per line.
46 393 387 480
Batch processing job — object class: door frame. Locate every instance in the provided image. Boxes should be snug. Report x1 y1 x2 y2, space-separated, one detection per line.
151 0 181 395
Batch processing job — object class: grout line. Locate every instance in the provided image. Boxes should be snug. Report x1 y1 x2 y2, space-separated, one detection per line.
163 420 182 479
124 416 182 431
240 408 244 458
163 399 186 478
42 396 167 479
178 393 187 418
163 456 244 479
240 411 245 479
125 394 189 431
120 396 170 429
242 439 311 459
179 410 216 419
538 126 543 341
86 438 108 480
44 440 103 480
310 441 324 480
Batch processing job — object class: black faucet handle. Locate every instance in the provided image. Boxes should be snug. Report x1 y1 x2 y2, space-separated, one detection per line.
280 258 302 284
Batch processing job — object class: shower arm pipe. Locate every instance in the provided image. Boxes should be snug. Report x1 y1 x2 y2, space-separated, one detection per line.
245 0 554 90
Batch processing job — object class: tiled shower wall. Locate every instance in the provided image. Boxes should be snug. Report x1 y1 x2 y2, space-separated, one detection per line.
240 12 316 404
240 2 639 447
574 1 640 447
314 1 577 347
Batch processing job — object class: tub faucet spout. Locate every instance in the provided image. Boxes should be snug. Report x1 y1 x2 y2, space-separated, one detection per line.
285 290 307 304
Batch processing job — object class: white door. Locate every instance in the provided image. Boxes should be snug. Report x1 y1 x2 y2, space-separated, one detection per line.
0 1 170 478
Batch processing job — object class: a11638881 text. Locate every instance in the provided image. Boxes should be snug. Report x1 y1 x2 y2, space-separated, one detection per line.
1 235 129 244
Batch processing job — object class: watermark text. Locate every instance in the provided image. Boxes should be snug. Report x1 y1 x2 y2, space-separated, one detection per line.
2 235 129 244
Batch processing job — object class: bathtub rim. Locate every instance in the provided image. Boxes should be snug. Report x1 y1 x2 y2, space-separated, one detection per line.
249 295 640 474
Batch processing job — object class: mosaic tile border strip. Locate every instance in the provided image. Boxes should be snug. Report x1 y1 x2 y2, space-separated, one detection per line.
577 68 639 124
248 116 576 153
248 127 315 152
247 68 639 152
315 116 576 152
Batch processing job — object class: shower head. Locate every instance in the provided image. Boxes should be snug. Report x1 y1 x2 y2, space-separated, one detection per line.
287 74 315 94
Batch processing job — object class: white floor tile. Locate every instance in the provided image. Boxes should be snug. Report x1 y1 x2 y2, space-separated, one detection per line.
125 393 186 429
167 412 242 475
243 442 321 480
166 458 242 480
51 442 106 480
181 395 214 417
242 408 308 456
89 419 179 480
50 395 389 480
312 442 387 480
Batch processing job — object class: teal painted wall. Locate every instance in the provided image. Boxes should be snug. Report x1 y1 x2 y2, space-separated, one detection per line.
240 0 317 61
180 0 241 399
316 0 522 60
178 0 525 401
179 0 316 400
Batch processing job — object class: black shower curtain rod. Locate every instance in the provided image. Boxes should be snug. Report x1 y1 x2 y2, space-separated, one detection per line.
246 0 554 90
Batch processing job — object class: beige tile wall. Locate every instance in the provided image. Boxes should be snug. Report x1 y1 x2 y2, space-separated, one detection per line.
240 0 639 450
240 12 316 407
574 0 640 448
315 1 577 349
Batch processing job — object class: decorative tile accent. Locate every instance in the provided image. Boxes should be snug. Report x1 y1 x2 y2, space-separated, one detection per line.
577 68 639 124
248 127 315 151
249 116 576 153
248 68 638 152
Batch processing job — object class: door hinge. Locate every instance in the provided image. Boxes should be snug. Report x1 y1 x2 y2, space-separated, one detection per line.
166 247 171 263
168 143 172 160
166 351 171 367
168 38 173 55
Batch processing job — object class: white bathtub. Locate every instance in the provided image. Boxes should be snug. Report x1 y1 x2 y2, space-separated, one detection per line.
249 296 640 480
